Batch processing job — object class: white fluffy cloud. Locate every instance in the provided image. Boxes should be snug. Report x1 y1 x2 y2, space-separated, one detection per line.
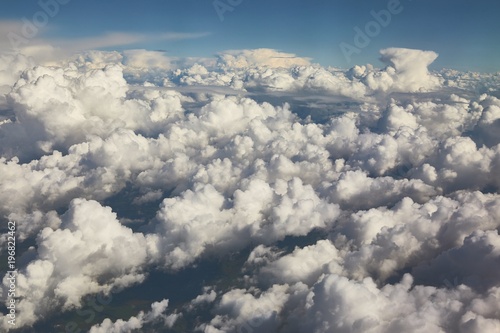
122 49 171 70
378 47 442 92
153 177 340 269
1 45 499 332
217 48 311 69
0 199 156 328
89 299 179 333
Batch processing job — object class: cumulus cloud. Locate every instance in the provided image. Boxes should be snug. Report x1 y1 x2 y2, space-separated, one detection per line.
0 199 156 328
153 177 340 269
379 47 442 92
1 45 500 332
292 273 500 333
217 48 311 69
256 240 342 286
89 299 179 333
413 229 500 292
122 49 171 70
206 242 500 332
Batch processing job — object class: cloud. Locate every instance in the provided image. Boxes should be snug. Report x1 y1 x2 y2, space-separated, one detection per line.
53 31 211 51
89 299 179 333
0 199 156 328
412 229 500 292
217 48 311 69
1 46 500 331
122 49 172 69
256 240 341 286
0 20 209 65
153 177 340 270
378 47 441 92
207 240 500 332
200 284 297 333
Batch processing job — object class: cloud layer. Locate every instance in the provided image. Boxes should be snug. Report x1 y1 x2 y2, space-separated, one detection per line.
0 47 499 332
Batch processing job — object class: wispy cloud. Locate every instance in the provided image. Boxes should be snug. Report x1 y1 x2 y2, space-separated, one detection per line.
1 19 209 49
52 31 211 51
0 20 210 62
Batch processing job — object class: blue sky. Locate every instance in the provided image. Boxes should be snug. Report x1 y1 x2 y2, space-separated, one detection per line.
1 0 499 72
